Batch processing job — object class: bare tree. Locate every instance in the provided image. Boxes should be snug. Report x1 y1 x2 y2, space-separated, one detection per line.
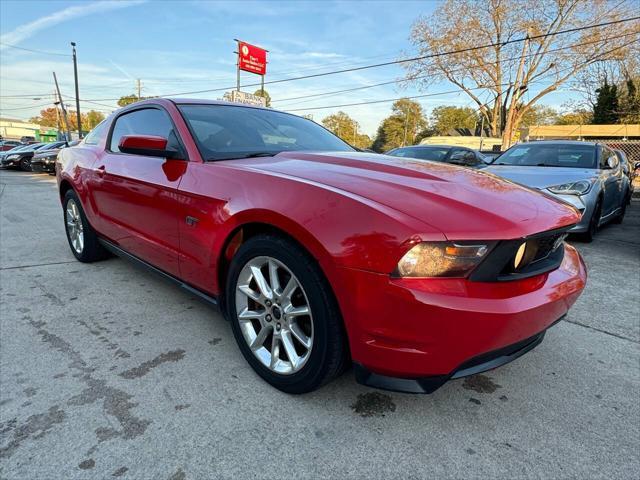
404 0 640 148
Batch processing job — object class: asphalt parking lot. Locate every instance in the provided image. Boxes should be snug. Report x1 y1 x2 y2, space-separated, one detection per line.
1 169 638 480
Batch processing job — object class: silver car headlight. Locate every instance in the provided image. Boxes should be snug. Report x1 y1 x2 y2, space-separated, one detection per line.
547 180 593 196
394 242 493 277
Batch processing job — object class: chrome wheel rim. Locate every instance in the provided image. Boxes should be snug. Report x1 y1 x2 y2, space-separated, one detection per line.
65 199 84 254
235 256 313 375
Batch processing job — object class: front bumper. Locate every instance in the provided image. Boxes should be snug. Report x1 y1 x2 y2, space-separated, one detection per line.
31 159 56 173
1 157 21 168
355 325 555 393
543 191 593 233
334 244 587 393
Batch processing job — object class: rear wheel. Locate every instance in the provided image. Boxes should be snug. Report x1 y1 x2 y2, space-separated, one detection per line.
63 190 108 262
226 234 347 393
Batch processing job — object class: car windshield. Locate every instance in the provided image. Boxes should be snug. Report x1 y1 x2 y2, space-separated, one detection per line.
178 104 355 161
39 142 65 151
494 144 597 168
5 145 27 153
388 146 450 161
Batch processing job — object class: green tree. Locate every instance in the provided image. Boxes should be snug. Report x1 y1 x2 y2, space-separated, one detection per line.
430 106 478 134
85 110 105 129
254 88 271 107
554 109 592 125
619 78 640 123
371 99 426 152
592 81 619 124
321 111 371 149
519 105 558 127
117 94 151 107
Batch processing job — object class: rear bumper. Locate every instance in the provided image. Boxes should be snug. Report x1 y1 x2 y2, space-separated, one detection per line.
334 244 587 389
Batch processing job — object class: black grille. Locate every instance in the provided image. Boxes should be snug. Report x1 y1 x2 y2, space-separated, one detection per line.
532 232 565 263
469 227 571 282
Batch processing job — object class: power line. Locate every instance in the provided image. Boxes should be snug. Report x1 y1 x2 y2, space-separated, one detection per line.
274 30 639 108
283 38 638 113
75 16 640 102
0 42 71 57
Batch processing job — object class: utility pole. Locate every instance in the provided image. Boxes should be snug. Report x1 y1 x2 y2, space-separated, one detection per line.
71 42 82 138
136 79 141 100
53 72 72 142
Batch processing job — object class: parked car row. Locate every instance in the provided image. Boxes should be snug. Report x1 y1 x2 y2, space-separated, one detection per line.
0 140 77 173
386 140 636 242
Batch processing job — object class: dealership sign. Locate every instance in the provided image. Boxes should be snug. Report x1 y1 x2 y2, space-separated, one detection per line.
238 41 267 75
223 90 267 107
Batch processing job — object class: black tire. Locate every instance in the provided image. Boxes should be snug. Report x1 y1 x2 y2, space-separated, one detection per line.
225 234 348 394
20 157 32 171
581 197 602 242
63 189 108 262
612 193 629 224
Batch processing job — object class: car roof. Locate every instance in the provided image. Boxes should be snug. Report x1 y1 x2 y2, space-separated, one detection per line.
396 144 455 149
518 140 599 147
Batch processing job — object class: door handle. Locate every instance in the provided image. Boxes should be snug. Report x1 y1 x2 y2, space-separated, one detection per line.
96 165 106 177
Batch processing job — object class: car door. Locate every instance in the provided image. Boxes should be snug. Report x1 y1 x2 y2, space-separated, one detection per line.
599 147 623 217
91 106 187 276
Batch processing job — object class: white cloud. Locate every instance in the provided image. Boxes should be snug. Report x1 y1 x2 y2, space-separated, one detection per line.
0 0 146 49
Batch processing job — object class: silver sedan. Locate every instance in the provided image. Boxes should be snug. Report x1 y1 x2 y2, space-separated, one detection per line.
484 141 631 242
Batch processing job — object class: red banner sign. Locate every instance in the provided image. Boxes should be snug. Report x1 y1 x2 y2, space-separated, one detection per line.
238 41 267 76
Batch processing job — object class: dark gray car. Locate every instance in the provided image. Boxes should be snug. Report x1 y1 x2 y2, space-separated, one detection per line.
386 145 490 168
485 141 631 242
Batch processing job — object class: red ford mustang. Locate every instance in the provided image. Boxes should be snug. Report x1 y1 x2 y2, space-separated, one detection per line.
57 99 587 394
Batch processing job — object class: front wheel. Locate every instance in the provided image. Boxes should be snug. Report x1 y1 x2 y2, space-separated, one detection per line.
226 234 348 393
20 157 32 171
581 197 602 243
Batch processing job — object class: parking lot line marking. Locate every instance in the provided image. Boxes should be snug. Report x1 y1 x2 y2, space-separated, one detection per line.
0 260 78 271
563 318 638 344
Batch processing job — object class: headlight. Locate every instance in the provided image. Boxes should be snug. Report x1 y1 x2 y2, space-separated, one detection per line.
547 180 592 195
395 242 492 277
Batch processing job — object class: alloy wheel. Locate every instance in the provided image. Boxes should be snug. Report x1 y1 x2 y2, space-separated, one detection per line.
65 199 84 254
235 256 314 375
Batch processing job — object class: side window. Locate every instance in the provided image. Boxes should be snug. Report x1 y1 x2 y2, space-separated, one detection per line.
84 120 109 146
109 108 177 153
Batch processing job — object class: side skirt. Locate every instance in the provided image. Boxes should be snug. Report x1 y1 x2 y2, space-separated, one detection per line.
98 238 220 309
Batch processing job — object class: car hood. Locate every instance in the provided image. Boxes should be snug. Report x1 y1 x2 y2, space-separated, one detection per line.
33 149 60 159
483 165 598 189
226 151 580 240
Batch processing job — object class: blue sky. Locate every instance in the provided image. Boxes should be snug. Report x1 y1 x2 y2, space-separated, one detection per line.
1 0 577 135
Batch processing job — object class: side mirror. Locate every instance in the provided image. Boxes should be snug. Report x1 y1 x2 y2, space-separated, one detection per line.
118 135 181 159
634 161 640 170
606 156 619 169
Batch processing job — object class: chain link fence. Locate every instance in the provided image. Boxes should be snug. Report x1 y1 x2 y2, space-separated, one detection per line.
593 140 640 196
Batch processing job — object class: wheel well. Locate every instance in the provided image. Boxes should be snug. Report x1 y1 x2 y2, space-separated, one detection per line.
217 222 313 299
217 221 351 361
59 179 73 201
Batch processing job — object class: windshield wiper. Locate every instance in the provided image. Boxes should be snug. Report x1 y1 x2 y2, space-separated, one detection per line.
535 163 561 167
209 152 277 161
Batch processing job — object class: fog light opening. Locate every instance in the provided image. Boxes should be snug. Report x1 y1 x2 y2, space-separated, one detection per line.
514 242 527 270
